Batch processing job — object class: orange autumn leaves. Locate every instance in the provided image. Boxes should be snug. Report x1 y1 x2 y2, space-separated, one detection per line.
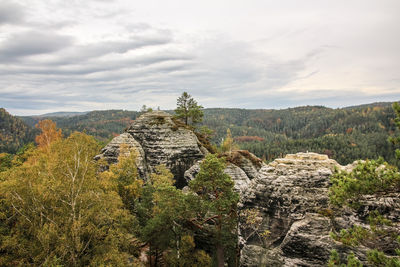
35 120 62 149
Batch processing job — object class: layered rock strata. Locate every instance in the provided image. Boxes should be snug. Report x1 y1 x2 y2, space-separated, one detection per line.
96 111 206 187
184 150 264 195
95 132 148 178
239 152 400 266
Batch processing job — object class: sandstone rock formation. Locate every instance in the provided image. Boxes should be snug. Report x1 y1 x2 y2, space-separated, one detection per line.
239 152 400 266
184 150 265 195
95 132 149 179
96 111 206 187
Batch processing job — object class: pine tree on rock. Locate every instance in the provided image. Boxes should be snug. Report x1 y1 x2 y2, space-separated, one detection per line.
174 92 203 125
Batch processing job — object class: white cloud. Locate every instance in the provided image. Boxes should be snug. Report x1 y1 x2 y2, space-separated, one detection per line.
0 0 399 115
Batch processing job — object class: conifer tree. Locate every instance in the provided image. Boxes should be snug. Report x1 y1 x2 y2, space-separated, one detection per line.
189 154 239 267
174 92 203 125
389 102 400 159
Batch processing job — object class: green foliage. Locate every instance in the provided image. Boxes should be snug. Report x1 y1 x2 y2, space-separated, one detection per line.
21 109 140 143
200 103 398 166
140 105 154 114
199 125 214 140
328 249 341 267
136 165 200 265
347 253 363 267
328 250 363 267
0 108 36 154
101 145 143 213
220 128 239 154
368 210 393 234
174 92 204 125
15 102 399 166
389 102 400 160
328 131 400 267
135 156 240 266
329 159 400 207
367 249 400 267
0 153 13 172
240 208 270 245
165 234 212 267
330 226 370 247
189 154 239 266
0 132 137 266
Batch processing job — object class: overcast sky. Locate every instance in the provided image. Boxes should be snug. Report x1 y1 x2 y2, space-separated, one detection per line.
1 0 399 115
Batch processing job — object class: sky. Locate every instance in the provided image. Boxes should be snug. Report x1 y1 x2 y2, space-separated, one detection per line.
0 0 399 115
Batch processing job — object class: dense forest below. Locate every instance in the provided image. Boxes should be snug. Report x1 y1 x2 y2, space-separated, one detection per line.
1 101 398 166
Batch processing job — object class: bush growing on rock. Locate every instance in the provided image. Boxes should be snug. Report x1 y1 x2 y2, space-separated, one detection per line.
329 158 400 266
329 158 400 207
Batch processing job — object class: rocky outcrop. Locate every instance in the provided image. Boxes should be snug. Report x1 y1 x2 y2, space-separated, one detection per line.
185 161 253 195
127 111 206 187
184 151 265 195
239 152 337 266
95 132 148 179
239 152 400 266
96 111 206 187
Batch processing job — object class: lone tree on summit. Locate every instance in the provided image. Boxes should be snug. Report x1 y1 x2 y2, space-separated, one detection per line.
174 92 203 125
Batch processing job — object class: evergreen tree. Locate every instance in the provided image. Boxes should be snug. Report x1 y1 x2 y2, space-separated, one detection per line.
389 102 400 160
189 154 239 267
136 165 211 266
174 92 203 125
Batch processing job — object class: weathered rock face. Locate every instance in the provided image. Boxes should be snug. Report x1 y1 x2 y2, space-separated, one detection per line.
185 161 253 195
239 152 400 266
96 111 206 187
184 151 265 195
95 132 149 179
239 152 338 266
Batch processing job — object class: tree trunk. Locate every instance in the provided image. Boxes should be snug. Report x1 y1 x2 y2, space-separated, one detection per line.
216 243 225 267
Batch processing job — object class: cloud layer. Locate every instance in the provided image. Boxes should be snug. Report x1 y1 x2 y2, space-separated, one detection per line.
0 0 399 115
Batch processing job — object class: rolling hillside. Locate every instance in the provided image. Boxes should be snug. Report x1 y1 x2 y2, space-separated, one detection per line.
0 108 36 153
6 101 399 165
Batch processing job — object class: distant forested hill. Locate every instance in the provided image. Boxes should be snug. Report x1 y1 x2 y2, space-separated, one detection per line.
13 101 400 165
0 108 36 153
21 110 140 144
200 102 399 165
